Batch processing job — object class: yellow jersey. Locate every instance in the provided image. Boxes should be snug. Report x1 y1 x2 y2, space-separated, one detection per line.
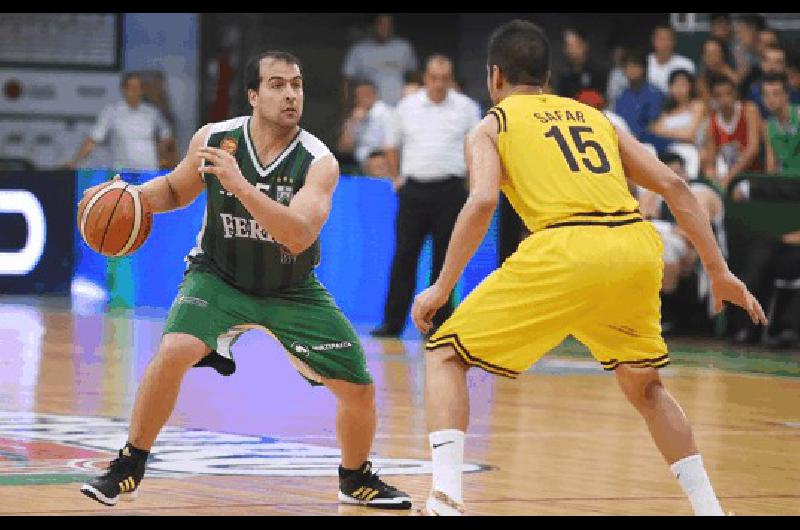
488 94 640 232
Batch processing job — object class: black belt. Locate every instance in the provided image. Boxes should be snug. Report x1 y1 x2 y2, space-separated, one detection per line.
405 175 464 185
544 209 643 230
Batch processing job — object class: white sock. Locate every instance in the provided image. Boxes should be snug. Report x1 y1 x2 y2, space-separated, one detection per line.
429 429 465 504
670 454 724 516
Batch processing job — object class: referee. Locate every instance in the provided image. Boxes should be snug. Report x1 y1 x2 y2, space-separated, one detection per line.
371 55 481 337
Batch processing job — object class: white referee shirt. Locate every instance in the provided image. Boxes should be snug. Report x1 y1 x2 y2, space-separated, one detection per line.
385 89 481 181
90 100 172 170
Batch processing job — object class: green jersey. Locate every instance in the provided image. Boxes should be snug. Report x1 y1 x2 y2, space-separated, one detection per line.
186 116 329 295
767 105 800 174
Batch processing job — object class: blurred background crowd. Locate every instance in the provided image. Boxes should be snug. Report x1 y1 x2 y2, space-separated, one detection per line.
1 13 798 348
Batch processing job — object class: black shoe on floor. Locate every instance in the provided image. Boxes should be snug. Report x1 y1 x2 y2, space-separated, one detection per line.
80 444 146 506
338 461 412 509
369 325 403 338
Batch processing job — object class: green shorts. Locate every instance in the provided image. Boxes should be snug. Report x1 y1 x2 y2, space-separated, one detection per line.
163 271 372 386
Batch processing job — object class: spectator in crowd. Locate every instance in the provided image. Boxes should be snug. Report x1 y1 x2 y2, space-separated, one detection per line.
786 44 800 94
650 69 705 144
342 14 418 108
748 45 800 117
701 75 762 191
734 14 766 95
710 13 735 64
372 55 481 338
762 73 800 175
758 28 780 59
639 152 724 295
647 23 695 94
614 50 666 150
66 72 173 171
697 37 739 103
556 28 607 98
649 69 706 177
337 79 393 177
605 41 629 110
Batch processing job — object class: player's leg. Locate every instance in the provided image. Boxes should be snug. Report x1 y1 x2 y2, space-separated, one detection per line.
262 275 411 508
423 232 574 515
323 378 376 470
576 222 723 515
80 272 241 506
423 344 470 515
615 365 723 516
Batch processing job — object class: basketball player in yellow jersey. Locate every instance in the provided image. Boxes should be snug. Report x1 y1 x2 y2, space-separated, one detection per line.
411 20 767 516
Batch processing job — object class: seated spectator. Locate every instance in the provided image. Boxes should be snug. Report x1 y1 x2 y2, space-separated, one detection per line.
697 37 740 103
650 69 705 144
575 88 631 135
647 23 695 94
701 75 762 191
614 50 664 144
337 79 393 177
605 41 628 110
639 152 724 295
710 13 735 66
748 45 800 117
762 74 800 175
342 14 418 107
556 28 607 98
734 14 766 93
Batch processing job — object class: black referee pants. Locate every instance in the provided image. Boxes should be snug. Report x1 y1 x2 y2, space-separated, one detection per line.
381 177 468 331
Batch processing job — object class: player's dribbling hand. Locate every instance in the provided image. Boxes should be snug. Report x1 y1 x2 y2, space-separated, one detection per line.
709 268 768 326
199 147 249 197
411 283 449 334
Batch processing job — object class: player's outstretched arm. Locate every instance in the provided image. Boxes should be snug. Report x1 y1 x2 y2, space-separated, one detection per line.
77 125 209 215
615 124 767 325
411 117 501 334
200 145 338 255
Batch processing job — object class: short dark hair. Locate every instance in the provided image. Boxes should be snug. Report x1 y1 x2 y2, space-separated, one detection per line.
120 71 142 88
709 74 737 94
762 72 790 93
660 151 685 168
487 19 551 86
623 49 647 68
652 23 675 35
244 51 303 93
563 27 588 43
710 13 732 24
737 14 767 31
354 78 376 90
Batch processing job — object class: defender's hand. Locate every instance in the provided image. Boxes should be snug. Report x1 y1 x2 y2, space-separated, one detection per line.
411 283 449 334
709 268 768 326
199 147 249 197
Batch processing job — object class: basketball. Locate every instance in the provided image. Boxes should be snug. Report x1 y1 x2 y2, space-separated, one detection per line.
77 179 153 257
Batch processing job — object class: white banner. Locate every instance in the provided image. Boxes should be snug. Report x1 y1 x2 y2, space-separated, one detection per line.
0 69 120 117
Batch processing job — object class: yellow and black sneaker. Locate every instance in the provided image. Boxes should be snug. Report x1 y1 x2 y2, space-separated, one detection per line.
80 443 147 506
338 461 412 510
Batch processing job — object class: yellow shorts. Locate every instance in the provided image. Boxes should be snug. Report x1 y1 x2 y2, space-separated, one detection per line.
427 220 669 377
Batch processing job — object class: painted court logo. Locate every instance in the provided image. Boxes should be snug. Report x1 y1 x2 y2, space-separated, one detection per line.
0 412 487 485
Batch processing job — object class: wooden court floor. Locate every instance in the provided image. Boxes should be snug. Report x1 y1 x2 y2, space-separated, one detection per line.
0 298 798 515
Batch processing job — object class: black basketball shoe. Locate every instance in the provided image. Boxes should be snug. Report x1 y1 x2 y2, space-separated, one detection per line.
338 461 412 509
80 444 147 506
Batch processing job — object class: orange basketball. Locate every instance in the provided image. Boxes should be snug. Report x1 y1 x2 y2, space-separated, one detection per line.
77 180 152 257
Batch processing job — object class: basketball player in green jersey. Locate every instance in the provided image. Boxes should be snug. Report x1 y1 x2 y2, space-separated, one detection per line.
79 51 411 510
